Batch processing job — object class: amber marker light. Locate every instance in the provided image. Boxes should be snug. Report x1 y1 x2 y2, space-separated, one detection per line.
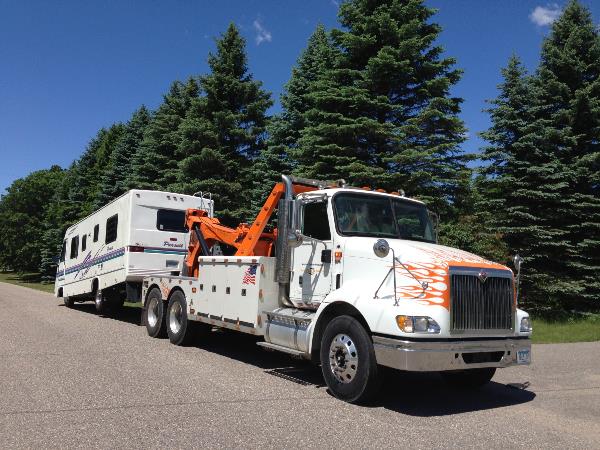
334 251 343 263
396 315 414 333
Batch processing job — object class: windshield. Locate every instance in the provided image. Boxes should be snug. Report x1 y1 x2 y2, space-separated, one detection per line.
333 193 435 243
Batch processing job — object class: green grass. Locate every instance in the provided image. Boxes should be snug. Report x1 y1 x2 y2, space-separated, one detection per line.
531 315 600 344
0 272 55 293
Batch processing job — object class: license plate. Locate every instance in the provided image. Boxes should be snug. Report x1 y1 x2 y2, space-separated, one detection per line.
517 349 530 364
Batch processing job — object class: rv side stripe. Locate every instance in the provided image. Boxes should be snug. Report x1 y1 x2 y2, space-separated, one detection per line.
143 248 187 255
61 247 126 276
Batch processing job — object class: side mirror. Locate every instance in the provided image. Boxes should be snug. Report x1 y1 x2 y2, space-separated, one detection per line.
286 199 304 248
52 255 60 264
428 210 439 243
513 254 523 273
513 254 524 303
373 239 390 258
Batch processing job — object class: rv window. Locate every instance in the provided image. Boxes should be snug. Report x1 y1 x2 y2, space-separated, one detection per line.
70 236 79 259
105 215 118 244
157 209 187 233
82 234 87 252
60 240 66 262
93 224 99 242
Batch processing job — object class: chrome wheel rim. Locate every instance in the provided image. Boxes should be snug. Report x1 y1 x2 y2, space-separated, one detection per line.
147 297 159 328
328 333 358 384
169 301 183 335
95 290 102 306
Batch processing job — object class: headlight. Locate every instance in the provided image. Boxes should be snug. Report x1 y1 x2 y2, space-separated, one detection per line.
520 317 532 332
396 315 440 334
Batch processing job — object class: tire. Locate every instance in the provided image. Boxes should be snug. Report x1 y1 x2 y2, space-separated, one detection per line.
95 289 108 314
144 287 166 338
441 367 496 389
320 315 382 404
166 290 197 346
63 296 74 308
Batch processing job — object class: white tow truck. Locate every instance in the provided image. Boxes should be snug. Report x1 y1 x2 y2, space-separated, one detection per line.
140 175 532 403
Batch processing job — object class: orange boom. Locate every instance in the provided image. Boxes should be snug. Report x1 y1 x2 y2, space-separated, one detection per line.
184 179 319 278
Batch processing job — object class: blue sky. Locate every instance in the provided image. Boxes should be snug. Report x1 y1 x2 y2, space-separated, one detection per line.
1 0 599 193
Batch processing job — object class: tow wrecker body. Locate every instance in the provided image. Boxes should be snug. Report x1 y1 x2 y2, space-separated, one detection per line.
142 175 532 403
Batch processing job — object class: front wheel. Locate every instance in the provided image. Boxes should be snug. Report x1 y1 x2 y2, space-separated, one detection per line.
63 296 74 308
441 367 496 388
320 315 382 404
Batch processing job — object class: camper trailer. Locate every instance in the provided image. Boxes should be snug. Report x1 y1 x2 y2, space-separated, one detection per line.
55 190 213 312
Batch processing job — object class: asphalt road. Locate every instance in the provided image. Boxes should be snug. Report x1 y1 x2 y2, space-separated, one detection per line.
1 282 599 449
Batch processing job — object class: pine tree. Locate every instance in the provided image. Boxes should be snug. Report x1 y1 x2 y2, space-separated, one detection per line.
249 24 337 212
130 79 199 191
68 124 125 218
480 1 600 311
292 0 468 217
534 0 600 309
177 23 272 225
95 106 151 207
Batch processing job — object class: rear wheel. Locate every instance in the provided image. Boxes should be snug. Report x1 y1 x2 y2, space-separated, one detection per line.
95 289 108 314
144 288 166 338
320 315 382 404
166 290 199 346
441 368 496 388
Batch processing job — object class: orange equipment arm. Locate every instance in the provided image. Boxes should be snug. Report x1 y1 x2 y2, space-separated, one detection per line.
184 181 317 278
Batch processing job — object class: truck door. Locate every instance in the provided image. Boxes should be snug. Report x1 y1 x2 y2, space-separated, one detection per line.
290 201 333 304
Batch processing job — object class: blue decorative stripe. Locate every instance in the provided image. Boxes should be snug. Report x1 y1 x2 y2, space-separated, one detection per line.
56 246 187 278
61 247 125 276
144 248 187 255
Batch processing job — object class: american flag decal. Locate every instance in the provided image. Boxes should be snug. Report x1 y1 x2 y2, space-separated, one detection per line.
242 264 258 285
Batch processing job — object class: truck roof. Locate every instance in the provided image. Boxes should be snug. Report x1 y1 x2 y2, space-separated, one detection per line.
303 187 426 205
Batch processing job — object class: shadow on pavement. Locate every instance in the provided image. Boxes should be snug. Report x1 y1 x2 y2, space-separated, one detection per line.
62 302 143 327
377 369 535 416
59 301 536 414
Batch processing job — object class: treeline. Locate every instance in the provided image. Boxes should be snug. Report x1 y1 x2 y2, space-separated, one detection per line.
0 0 598 313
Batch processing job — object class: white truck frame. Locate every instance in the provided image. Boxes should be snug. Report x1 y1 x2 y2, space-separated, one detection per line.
55 189 213 312
139 176 532 403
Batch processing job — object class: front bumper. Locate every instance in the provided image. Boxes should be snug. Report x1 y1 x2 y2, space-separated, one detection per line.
373 335 532 372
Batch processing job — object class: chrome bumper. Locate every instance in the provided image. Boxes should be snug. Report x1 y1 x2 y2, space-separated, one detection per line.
372 336 532 372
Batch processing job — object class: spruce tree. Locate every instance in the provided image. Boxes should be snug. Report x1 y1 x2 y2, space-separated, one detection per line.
177 24 272 225
293 0 468 216
130 79 199 191
250 24 337 212
68 124 125 218
480 1 600 310
534 0 600 309
95 106 151 207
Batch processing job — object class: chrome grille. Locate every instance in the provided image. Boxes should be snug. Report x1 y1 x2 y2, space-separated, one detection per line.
450 270 514 332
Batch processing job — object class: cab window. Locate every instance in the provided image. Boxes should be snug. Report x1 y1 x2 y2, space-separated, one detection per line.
302 202 331 240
